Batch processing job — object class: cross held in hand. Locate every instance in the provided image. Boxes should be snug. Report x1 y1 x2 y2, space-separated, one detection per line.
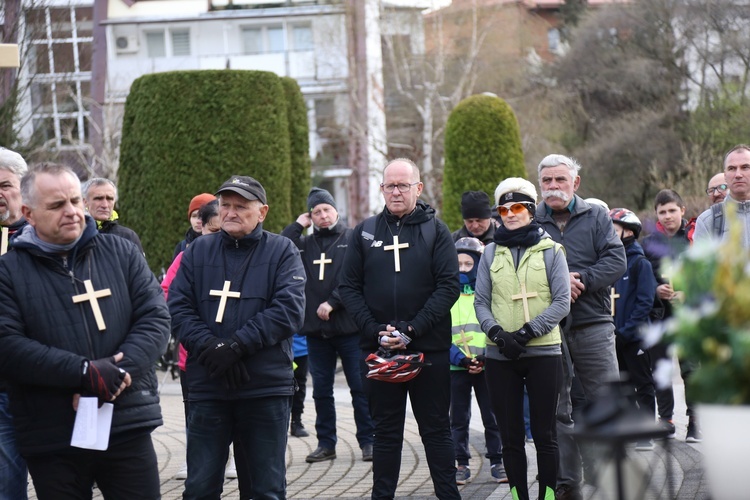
72 280 112 331
456 330 474 357
209 280 241 323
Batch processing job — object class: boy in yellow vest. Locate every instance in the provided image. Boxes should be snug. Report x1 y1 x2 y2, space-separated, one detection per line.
449 237 507 485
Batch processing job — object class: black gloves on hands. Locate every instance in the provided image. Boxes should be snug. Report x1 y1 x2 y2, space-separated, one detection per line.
488 325 527 360
459 357 472 369
198 337 246 380
224 362 250 389
81 357 126 402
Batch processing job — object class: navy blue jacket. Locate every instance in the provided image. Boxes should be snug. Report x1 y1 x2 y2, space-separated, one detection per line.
613 241 657 344
168 224 306 400
339 201 460 352
0 217 170 455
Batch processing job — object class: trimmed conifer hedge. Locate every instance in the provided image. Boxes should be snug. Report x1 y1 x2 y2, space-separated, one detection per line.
281 77 312 216
442 93 526 231
119 70 292 272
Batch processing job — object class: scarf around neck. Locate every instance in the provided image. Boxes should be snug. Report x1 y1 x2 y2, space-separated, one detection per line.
493 220 544 249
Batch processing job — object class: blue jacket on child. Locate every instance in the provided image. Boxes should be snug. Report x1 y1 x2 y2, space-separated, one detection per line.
613 241 657 344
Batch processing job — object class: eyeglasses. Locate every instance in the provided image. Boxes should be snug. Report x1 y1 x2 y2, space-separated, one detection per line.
706 183 728 195
498 203 532 216
381 182 419 193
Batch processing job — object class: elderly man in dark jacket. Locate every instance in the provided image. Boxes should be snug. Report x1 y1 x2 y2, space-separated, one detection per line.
0 163 170 499
83 177 144 254
281 187 374 464
169 175 305 500
340 158 461 500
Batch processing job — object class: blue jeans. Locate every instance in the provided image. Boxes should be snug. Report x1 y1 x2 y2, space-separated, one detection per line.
0 392 27 500
307 335 373 450
184 397 290 500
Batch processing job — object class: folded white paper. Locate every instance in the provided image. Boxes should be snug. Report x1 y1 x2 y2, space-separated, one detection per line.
71 397 113 451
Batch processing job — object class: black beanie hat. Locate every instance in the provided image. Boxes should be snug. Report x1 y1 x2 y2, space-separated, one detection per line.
307 187 336 211
461 191 492 219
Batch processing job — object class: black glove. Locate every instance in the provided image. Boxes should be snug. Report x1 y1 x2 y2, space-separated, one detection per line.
511 324 534 346
488 325 526 360
393 321 413 345
81 357 126 402
459 357 472 369
198 337 246 379
223 361 250 389
372 324 388 344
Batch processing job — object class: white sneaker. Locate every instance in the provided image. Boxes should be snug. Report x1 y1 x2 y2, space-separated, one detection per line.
174 462 188 480
225 455 237 479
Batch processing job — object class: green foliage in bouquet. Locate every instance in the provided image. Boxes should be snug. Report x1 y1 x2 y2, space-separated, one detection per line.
668 204 750 405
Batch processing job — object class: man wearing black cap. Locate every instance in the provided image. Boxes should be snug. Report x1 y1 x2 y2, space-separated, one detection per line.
281 187 375 464
168 175 306 499
451 190 497 245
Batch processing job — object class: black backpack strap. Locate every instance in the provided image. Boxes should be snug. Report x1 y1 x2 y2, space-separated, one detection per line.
361 216 377 242
711 203 725 237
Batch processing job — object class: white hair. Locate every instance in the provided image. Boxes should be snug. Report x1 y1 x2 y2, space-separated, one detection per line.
0 148 28 178
82 177 118 201
537 154 581 181
494 177 538 205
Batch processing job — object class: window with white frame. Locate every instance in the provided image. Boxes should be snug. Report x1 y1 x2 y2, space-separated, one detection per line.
145 27 191 58
291 24 313 51
241 25 285 54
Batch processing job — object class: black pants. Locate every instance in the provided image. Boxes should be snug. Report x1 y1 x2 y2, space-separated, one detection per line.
25 432 159 500
362 349 460 500
616 339 656 420
650 340 696 419
486 356 562 500
292 355 308 419
449 369 502 466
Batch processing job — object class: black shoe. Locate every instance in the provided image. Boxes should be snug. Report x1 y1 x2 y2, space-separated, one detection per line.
362 443 373 462
556 484 583 500
686 418 703 443
305 446 336 463
290 419 309 438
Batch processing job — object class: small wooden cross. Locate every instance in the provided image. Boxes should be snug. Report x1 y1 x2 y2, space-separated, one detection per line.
0 44 20 68
511 283 539 323
209 280 241 323
1 227 8 255
456 330 474 357
384 235 409 272
610 287 620 316
313 252 332 281
72 280 112 331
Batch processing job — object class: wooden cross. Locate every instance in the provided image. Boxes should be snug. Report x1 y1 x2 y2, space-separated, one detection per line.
511 283 539 323
1 227 8 255
313 252 332 281
384 235 409 272
456 330 474 357
0 44 20 68
610 287 620 316
209 280 241 323
72 280 112 331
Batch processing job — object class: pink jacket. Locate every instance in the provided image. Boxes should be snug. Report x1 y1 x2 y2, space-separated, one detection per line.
162 252 188 371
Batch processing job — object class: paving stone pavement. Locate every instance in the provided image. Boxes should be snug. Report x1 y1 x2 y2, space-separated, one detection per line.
29 365 709 499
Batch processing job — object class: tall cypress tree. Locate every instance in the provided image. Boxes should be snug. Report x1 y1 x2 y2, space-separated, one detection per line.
281 77 312 217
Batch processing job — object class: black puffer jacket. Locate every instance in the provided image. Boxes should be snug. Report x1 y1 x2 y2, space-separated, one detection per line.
168 224 306 400
99 219 144 254
0 217 170 455
339 201 460 352
280 220 358 338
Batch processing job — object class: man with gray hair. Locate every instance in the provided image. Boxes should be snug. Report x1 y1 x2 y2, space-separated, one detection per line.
534 154 626 500
0 146 29 499
83 177 143 253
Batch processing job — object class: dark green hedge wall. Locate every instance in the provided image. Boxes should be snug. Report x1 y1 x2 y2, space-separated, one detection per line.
281 77 311 217
119 70 291 272
442 94 526 231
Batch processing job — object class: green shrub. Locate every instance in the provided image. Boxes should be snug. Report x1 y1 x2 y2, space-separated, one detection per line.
281 77 312 217
442 94 526 231
119 70 291 272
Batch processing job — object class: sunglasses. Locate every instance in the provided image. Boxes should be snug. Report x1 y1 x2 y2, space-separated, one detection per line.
706 183 728 195
498 203 532 216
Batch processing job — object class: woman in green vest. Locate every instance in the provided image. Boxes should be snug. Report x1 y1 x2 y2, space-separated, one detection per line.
474 177 571 500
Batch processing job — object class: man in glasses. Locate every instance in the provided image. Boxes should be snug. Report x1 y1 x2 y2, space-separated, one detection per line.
534 154 626 500
340 158 461 500
694 144 750 244
706 173 727 205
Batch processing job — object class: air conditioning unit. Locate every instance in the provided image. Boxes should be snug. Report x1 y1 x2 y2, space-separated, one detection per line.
115 35 139 54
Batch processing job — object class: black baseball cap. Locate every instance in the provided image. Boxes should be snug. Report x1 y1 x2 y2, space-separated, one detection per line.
215 175 267 205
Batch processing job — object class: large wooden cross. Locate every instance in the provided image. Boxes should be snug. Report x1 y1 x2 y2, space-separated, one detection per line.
456 330 474 357
511 283 539 323
0 44 20 68
384 235 409 272
610 287 620 316
72 280 112 331
209 280 241 323
1 227 8 255
313 252 332 281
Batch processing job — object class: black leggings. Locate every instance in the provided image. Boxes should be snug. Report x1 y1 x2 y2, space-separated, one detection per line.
486 356 563 500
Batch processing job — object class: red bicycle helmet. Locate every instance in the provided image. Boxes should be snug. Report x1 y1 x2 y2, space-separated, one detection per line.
365 349 431 383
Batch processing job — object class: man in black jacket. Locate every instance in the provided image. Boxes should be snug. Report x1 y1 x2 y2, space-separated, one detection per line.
169 175 306 500
450 190 497 245
0 163 170 499
340 159 461 500
281 187 374 464
83 177 144 254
